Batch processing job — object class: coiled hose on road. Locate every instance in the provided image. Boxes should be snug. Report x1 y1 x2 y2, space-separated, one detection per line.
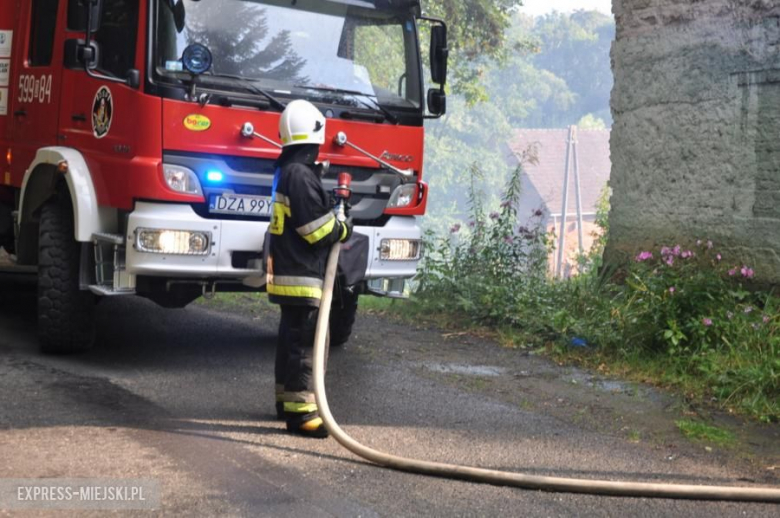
312 240 780 503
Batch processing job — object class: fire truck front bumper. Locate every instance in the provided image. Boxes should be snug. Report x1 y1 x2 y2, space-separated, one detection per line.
125 202 421 288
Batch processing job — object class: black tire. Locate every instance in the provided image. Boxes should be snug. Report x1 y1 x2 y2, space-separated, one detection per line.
37 194 96 353
329 286 358 348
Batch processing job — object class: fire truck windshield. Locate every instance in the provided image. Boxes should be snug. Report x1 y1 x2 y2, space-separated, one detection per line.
155 0 423 111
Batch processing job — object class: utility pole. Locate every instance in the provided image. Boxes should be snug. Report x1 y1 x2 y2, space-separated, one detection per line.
572 126 584 256
556 126 573 278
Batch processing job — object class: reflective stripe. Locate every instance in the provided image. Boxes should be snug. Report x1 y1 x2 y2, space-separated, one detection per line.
267 284 323 300
301 216 336 245
284 402 318 414
340 222 348 242
279 391 316 404
270 275 324 288
297 213 335 237
281 134 310 145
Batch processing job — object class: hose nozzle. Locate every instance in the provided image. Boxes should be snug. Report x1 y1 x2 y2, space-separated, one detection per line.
335 172 353 201
334 173 353 222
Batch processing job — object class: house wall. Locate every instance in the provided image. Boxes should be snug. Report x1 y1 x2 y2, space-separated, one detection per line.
549 216 601 277
606 0 780 281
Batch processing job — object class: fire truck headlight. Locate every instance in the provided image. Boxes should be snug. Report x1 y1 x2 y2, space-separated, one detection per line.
387 183 417 209
163 164 203 196
380 239 422 261
136 229 212 256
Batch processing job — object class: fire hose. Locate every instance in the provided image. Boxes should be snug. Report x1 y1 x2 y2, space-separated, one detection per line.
310 174 780 503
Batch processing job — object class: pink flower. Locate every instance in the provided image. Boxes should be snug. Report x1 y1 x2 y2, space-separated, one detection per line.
707 240 713 249
744 306 753 314
740 266 754 279
468 221 476 228
635 251 653 262
665 255 674 267
489 212 499 220
500 200 511 209
763 315 771 324
673 245 682 256
696 239 702 246
450 224 461 234
504 236 514 244
661 246 672 256
669 287 676 295
728 268 737 276
681 250 694 259
702 318 713 327
716 253 722 261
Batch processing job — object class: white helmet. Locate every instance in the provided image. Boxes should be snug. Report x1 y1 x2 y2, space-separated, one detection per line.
279 100 326 147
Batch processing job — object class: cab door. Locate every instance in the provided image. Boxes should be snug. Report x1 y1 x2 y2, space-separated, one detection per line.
58 0 155 210
9 0 65 183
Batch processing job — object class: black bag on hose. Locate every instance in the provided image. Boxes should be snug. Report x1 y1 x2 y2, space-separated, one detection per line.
258 229 368 287
337 232 369 286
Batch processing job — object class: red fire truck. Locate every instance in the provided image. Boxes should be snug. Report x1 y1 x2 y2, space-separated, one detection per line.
0 0 447 352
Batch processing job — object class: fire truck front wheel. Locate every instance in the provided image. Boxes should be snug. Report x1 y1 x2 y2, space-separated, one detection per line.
37 193 96 354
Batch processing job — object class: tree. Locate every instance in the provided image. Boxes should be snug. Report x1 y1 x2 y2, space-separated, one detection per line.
422 10 616 230
532 10 614 124
185 3 307 83
422 0 526 104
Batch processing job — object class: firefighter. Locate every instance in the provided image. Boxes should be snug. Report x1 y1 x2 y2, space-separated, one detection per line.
268 100 352 438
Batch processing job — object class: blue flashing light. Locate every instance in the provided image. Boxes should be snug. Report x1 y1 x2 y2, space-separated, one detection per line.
206 170 224 182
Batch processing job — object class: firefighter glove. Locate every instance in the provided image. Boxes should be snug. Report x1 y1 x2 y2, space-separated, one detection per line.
340 217 354 243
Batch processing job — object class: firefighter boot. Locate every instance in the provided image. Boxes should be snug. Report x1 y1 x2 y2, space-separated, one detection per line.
284 403 329 439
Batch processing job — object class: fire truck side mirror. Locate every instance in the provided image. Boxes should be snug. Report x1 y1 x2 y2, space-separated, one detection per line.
427 89 446 117
430 24 449 86
64 39 100 70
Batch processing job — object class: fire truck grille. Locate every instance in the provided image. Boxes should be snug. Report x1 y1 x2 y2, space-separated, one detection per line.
163 152 401 225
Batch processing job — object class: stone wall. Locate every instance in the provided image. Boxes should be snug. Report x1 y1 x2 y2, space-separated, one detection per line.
606 0 780 282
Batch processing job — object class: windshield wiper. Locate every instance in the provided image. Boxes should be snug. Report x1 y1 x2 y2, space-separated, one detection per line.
294 85 399 125
204 74 287 112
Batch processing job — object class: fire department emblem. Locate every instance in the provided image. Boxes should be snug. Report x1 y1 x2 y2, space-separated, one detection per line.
92 86 113 139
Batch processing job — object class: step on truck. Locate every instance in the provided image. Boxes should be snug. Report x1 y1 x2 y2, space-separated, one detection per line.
0 0 447 352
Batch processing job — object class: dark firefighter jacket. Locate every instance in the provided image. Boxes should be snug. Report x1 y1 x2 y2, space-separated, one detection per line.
267 145 348 307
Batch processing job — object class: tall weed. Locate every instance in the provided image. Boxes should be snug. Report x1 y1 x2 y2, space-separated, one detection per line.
413 156 779 421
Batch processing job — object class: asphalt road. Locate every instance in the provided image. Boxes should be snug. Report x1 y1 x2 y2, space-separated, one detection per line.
0 274 777 517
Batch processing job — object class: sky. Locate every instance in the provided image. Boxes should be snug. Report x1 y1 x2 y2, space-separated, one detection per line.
521 0 612 17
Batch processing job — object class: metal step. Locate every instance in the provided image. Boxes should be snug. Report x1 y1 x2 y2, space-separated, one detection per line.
92 232 125 246
88 285 136 297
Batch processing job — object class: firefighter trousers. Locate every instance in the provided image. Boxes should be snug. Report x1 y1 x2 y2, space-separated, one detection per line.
275 305 329 418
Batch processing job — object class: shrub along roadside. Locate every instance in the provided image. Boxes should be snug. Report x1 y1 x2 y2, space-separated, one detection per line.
407 158 779 422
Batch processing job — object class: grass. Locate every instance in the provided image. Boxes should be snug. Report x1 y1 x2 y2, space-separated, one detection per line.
194 292 277 314
675 419 736 447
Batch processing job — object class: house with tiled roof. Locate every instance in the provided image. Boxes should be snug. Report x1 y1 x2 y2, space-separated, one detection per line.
506 128 611 276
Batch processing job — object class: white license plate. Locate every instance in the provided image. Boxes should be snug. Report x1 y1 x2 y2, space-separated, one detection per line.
209 194 272 217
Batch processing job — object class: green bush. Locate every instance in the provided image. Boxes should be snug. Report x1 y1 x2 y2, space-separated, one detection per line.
412 157 779 421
